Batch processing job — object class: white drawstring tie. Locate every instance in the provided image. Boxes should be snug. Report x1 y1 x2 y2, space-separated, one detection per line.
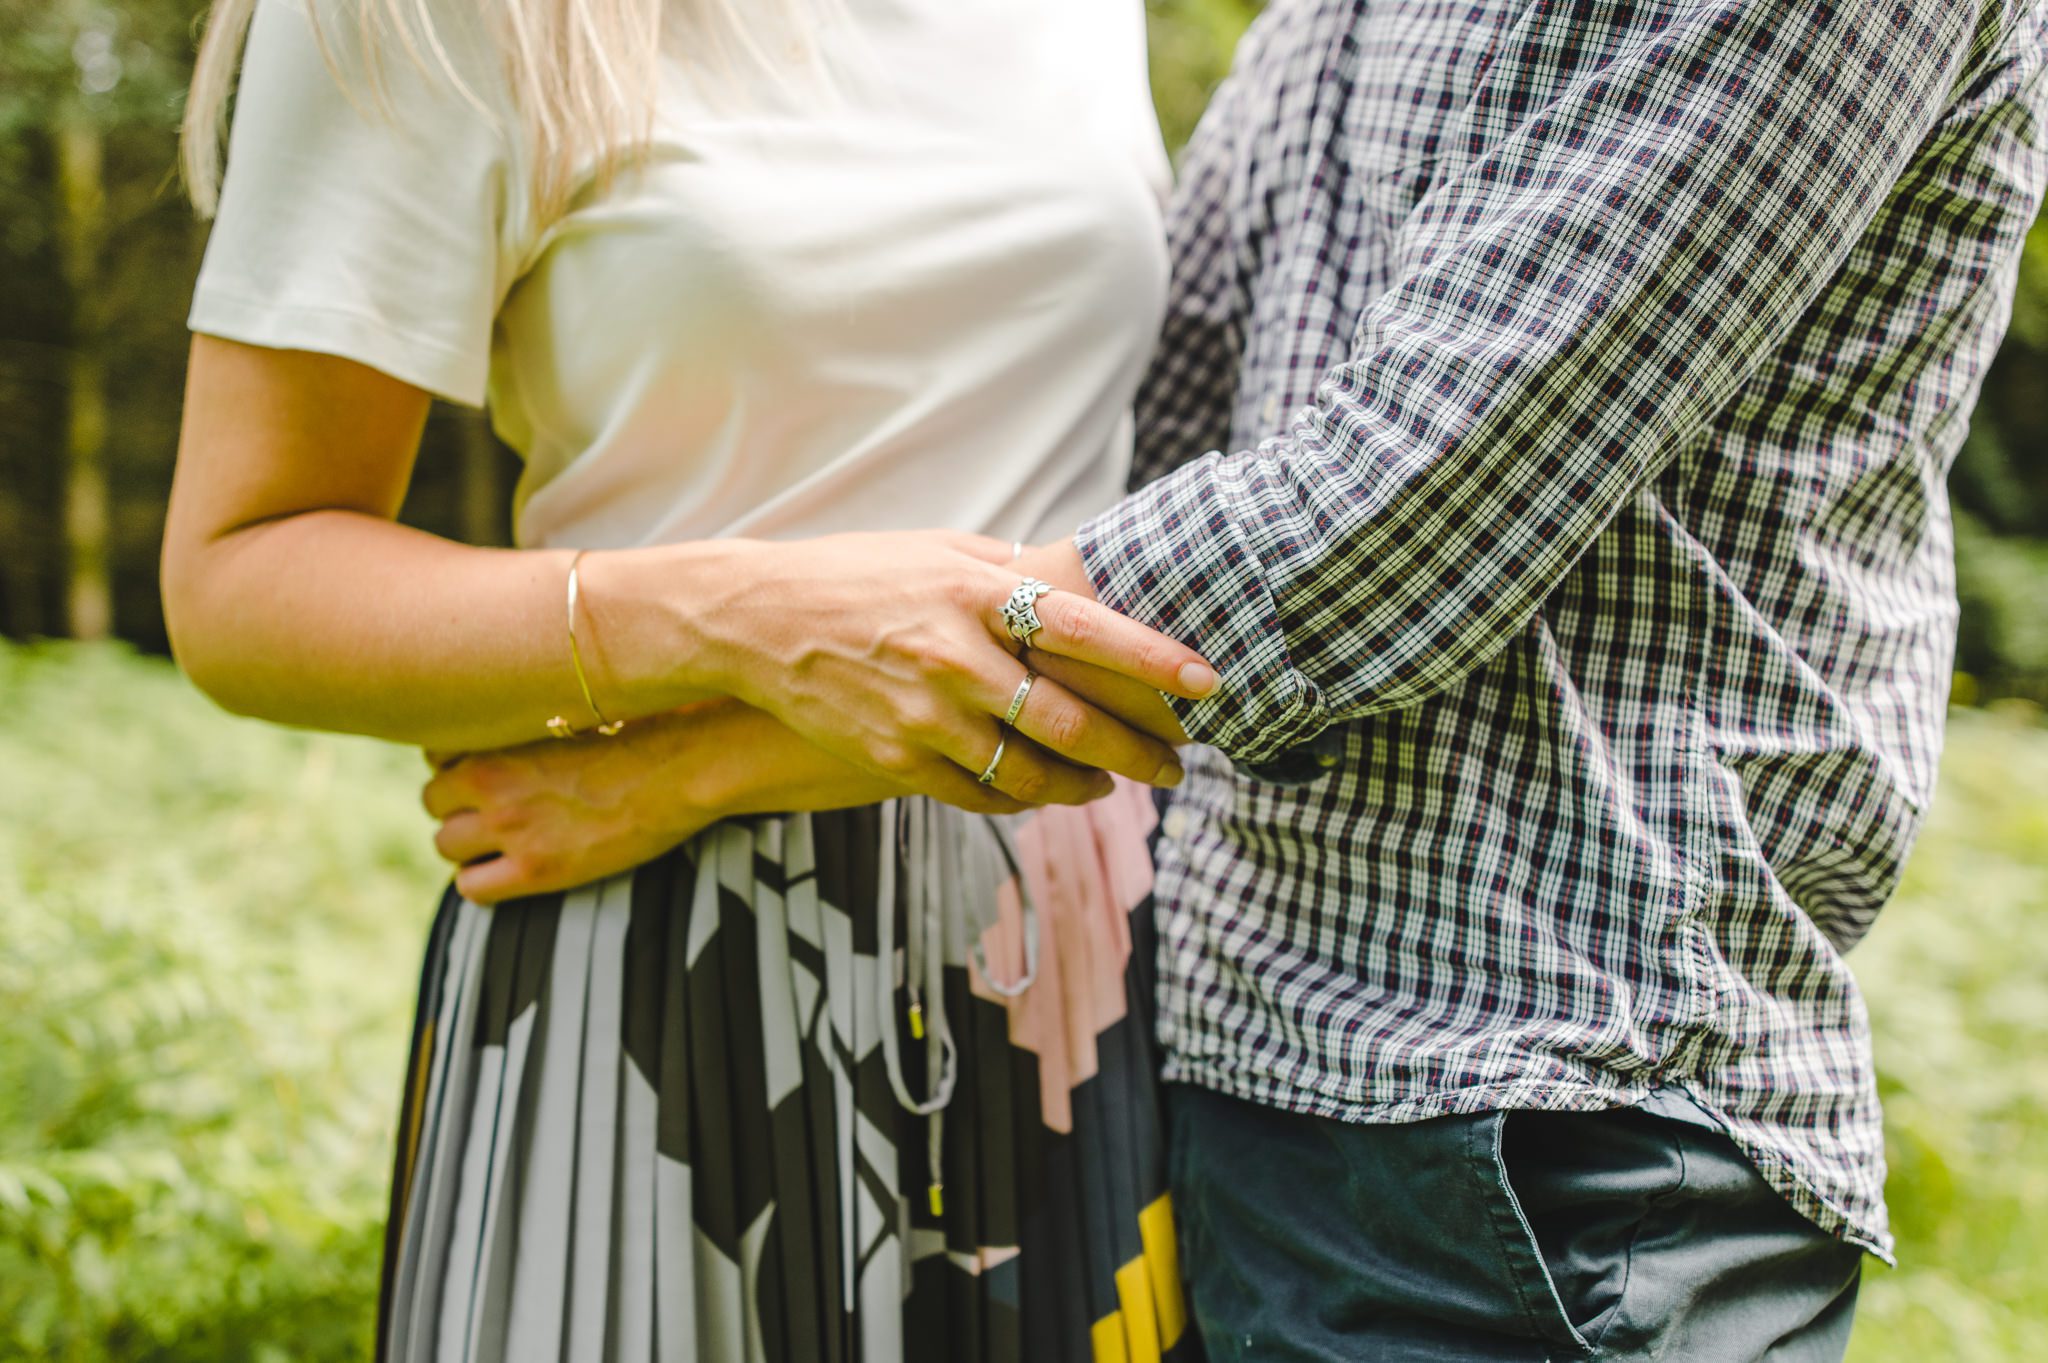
874 798 1039 1216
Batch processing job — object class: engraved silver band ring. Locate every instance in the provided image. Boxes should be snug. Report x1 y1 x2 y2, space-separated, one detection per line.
1003 672 1036 727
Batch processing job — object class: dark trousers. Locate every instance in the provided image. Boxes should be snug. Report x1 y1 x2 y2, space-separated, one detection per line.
1167 1084 1864 1362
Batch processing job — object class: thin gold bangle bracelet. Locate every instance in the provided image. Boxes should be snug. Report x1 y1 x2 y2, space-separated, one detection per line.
557 549 624 737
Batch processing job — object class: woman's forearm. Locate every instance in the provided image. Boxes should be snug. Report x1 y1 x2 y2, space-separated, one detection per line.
167 340 1206 784
165 507 743 753
164 339 757 753
423 699 1027 904
681 701 918 820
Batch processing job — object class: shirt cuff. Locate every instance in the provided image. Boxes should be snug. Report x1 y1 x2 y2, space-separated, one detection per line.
1076 450 1332 767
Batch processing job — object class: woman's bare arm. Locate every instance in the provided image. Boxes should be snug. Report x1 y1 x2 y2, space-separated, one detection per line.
162 337 726 753
423 700 1051 903
164 336 1213 798
423 635 1190 905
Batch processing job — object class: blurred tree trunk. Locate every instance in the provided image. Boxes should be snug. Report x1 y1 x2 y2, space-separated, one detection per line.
459 409 504 546
54 40 112 641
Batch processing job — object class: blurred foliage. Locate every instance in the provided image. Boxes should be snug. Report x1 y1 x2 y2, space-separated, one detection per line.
1949 201 2048 705
0 641 436 1361
1955 511 2048 705
1147 0 1263 150
0 0 197 130
1847 698 2048 1362
5 643 2047 1360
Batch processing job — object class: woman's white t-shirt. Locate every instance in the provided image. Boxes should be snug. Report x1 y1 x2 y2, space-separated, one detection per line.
189 0 1171 550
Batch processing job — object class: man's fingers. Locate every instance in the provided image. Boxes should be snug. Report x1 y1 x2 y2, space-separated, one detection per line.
1020 592 1218 700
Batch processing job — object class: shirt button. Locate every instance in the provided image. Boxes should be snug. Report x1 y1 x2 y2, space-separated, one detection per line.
1262 394 1283 427
1161 808 1190 842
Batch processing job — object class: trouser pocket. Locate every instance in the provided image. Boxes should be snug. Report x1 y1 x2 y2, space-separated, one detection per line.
1481 1105 1689 1355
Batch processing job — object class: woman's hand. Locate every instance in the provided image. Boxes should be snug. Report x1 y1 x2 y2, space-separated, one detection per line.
1012 538 1194 747
686 531 1216 809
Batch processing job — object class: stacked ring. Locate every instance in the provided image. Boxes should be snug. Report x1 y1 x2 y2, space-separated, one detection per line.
1000 578 1055 650
1003 672 1036 726
978 737 1007 786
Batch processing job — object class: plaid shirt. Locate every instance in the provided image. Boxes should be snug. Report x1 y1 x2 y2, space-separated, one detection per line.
1078 0 2048 1255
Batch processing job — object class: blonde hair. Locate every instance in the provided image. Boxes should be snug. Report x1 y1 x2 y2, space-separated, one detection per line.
182 0 808 221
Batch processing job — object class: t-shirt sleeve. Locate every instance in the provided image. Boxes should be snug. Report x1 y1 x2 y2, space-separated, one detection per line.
187 0 523 407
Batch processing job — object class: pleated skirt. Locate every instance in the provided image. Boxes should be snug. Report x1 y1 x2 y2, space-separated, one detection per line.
376 780 1198 1363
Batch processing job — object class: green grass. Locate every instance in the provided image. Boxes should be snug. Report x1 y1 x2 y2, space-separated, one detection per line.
0 640 441 1361
1847 698 2048 1361
2 639 2044 1360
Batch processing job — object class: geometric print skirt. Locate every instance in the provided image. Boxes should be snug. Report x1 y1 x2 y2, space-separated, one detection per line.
376 779 1199 1363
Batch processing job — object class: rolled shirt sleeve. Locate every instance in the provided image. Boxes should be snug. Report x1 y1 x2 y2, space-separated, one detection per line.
1079 0 1980 763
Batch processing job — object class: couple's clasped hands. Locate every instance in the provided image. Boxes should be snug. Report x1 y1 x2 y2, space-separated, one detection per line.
422 531 1216 902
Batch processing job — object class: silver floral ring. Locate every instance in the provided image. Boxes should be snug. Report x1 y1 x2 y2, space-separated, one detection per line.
1000 578 1055 650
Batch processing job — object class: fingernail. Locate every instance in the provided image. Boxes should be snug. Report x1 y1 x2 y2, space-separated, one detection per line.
1154 761 1185 788
1178 662 1219 697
